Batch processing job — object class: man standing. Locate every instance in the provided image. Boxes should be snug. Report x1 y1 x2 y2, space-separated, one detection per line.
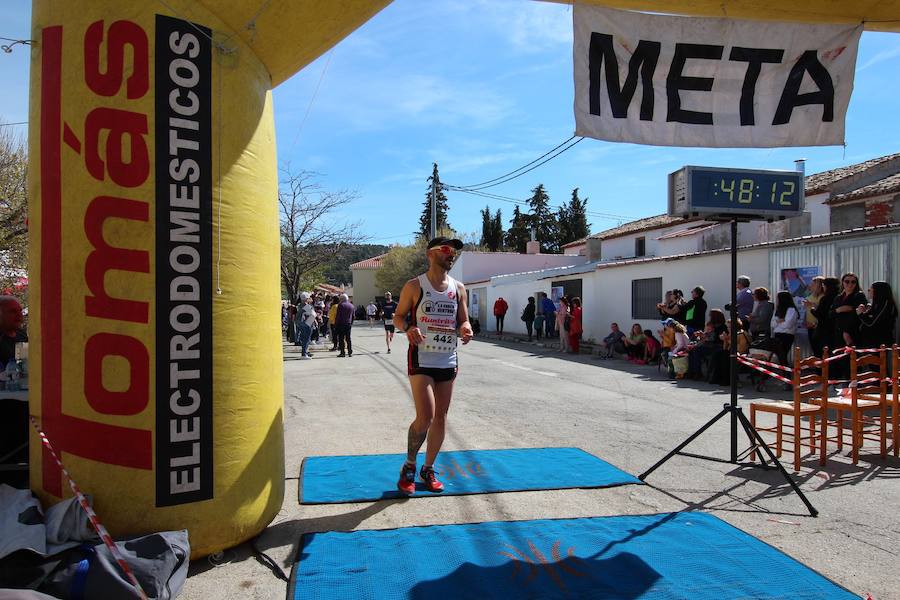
540 292 556 338
381 291 398 354
296 293 316 360
725 276 754 324
394 237 473 494
334 293 355 357
366 301 378 327
493 296 508 334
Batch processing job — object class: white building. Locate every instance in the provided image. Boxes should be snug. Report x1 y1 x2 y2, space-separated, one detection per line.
484 152 900 344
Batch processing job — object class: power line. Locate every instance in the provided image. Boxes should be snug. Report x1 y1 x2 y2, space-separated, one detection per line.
448 136 585 191
0 121 27 127
443 185 633 222
450 135 579 190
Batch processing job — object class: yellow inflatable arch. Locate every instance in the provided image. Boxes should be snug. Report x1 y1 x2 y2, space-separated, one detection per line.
27 0 900 558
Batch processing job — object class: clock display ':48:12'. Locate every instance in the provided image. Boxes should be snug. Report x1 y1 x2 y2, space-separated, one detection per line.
717 178 796 205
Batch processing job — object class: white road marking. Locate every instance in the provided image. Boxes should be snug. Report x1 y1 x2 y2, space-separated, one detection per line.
492 359 558 378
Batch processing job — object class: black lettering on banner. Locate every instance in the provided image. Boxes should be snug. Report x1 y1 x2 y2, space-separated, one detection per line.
588 33 660 120
155 15 213 506
666 43 724 125
728 47 784 126
773 50 835 125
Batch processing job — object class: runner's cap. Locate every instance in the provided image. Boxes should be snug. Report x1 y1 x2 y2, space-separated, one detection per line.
427 236 463 250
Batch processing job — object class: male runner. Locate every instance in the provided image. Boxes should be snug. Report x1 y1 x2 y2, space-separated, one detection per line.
366 301 378 327
381 291 398 354
394 236 473 494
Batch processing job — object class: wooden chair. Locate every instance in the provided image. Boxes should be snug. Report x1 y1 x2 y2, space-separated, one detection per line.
750 346 828 472
891 346 899 457
824 347 888 464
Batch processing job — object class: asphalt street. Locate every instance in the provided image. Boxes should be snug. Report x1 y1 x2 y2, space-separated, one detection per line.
181 325 900 599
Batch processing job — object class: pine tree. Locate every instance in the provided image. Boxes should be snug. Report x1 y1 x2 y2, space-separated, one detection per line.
419 162 450 239
480 205 492 248
524 184 558 253
505 205 530 253
556 187 591 247
490 208 504 251
479 205 504 251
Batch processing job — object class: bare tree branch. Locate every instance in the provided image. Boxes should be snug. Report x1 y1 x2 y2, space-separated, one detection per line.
279 166 368 305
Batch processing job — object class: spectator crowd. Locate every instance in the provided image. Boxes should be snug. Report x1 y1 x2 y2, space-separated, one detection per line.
511 273 898 389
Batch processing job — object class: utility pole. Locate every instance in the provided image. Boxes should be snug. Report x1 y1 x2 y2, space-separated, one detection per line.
430 170 437 240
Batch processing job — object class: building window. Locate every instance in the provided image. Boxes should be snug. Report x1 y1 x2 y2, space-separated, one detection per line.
632 277 662 319
635 236 646 257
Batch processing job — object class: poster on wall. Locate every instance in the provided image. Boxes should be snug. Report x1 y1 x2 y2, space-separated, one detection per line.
551 286 565 309
781 267 821 327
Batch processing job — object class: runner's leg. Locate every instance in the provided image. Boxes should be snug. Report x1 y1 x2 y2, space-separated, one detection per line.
406 375 436 463
424 378 454 467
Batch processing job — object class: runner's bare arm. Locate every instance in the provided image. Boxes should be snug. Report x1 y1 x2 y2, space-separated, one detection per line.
395 278 425 345
457 281 473 344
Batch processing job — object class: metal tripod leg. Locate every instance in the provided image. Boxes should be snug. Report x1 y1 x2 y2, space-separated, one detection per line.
639 408 728 480
735 409 818 517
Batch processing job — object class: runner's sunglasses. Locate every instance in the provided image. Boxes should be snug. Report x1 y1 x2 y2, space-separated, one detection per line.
433 245 457 256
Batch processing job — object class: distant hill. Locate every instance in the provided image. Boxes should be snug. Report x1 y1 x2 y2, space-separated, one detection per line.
323 243 388 285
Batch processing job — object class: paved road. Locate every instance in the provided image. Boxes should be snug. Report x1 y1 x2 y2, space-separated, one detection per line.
182 325 900 599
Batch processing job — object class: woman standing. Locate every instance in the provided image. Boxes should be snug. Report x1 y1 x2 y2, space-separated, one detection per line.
830 272 867 381
568 297 583 353
522 297 537 341
807 277 839 356
771 291 799 369
857 281 898 348
748 287 775 339
831 272 867 348
556 297 571 353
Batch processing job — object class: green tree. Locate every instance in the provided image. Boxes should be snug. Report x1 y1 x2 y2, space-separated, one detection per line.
479 205 504 251
490 208 504 251
505 205 530 253
375 239 428 299
419 162 450 239
524 183 558 253
556 187 591 247
0 123 28 303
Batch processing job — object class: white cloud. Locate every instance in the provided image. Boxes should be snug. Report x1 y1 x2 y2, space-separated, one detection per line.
858 46 900 71
470 0 573 54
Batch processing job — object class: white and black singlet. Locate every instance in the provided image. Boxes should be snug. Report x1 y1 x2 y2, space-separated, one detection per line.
408 274 460 376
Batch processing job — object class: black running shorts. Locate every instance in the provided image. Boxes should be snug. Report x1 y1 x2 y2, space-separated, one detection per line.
408 366 457 382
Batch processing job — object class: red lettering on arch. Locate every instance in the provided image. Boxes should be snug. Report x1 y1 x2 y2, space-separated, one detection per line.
84 195 150 323
84 333 150 416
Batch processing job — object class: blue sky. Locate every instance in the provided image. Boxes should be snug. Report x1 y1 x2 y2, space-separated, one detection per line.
2 0 899 245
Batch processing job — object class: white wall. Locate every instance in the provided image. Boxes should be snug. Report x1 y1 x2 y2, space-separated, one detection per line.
484 279 552 335
584 248 769 343
450 252 585 286
350 268 379 307
806 192 831 234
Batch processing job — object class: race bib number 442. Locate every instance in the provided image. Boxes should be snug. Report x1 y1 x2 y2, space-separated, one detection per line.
421 324 457 354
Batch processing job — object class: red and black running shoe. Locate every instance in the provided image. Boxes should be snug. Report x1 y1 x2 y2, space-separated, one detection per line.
397 463 416 495
419 465 444 493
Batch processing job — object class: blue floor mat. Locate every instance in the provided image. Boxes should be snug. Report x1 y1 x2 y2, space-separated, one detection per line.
299 447 641 504
290 512 856 599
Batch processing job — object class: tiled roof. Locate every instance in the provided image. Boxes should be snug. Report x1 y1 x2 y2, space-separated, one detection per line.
827 172 900 205
655 223 718 240
805 152 900 195
564 214 698 247
349 253 387 269
595 222 900 270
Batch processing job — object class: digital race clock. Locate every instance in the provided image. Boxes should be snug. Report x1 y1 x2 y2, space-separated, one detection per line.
668 166 805 220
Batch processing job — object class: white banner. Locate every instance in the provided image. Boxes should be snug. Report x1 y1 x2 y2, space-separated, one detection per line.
573 5 862 147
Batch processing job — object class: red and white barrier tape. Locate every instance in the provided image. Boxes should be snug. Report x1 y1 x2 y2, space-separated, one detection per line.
737 356 793 385
30 416 148 600
740 354 793 373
